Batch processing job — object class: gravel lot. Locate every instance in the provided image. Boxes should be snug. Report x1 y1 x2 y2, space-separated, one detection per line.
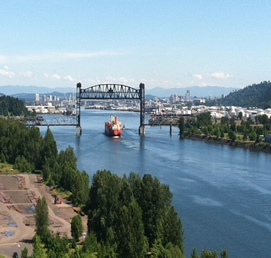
0 174 87 258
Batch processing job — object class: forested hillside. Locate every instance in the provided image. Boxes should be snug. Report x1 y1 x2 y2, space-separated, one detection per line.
207 81 271 108
0 95 30 116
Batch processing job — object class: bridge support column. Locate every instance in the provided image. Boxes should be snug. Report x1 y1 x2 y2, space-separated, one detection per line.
170 123 172 136
76 126 82 136
139 126 145 136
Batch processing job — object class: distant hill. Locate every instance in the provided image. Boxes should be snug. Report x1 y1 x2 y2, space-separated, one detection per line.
0 95 30 116
0 85 75 95
207 81 271 108
146 86 237 98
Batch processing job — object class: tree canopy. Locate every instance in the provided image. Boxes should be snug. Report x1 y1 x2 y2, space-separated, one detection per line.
207 81 271 108
0 95 30 116
86 170 184 257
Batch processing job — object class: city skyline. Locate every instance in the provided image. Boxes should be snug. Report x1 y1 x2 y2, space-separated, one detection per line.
0 0 271 89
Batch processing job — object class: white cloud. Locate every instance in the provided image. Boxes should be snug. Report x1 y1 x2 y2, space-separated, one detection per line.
4 65 9 70
193 74 203 80
20 71 33 78
210 71 230 79
0 69 15 78
53 74 61 80
43 73 49 78
64 75 74 82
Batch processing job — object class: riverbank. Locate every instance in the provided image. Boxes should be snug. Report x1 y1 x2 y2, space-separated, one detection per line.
183 133 271 153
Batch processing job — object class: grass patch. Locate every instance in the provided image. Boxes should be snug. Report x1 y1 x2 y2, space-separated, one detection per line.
0 162 20 174
51 187 72 199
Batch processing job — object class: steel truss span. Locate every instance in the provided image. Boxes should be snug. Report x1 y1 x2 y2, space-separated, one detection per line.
76 82 145 135
80 84 140 99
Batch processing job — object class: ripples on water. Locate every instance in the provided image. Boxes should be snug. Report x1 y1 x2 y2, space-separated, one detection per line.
41 110 271 258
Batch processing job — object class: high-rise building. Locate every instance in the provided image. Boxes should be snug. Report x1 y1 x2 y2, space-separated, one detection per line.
35 93 40 102
169 94 179 103
185 90 190 101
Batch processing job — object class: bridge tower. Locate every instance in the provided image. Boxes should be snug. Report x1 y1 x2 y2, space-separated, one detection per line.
139 83 145 135
76 82 82 135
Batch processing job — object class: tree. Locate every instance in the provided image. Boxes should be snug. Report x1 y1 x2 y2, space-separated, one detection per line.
70 170 90 206
41 128 57 168
32 235 46 258
249 130 257 141
116 200 147 257
35 197 49 241
201 249 218 258
238 112 243 120
228 130 236 142
220 249 228 258
21 247 28 258
196 112 212 127
45 233 69 257
178 117 185 136
71 215 83 242
191 248 199 258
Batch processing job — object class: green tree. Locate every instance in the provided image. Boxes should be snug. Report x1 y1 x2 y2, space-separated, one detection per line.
191 248 199 258
249 130 257 141
196 112 212 127
45 233 69 257
228 130 236 142
35 197 49 241
71 215 83 242
14 155 34 173
178 117 185 136
220 249 228 258
201 249 218 258
41 128 57 168
21 247 28 258
32 235 46 258
116 200 147 257
70 170 90 206
88 170 122 244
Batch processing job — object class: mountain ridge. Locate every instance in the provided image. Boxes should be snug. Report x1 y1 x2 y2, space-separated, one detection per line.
0 85 238 98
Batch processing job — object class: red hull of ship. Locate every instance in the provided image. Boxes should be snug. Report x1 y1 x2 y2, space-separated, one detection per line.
105 123 122 137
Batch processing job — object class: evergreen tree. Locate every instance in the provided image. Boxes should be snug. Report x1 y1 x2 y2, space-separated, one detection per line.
178 117 185 136
71 215 83 242
191 248 199 258
32 235 46 258
70 170 90 206
21 247 28 258
116 199 147 257
41 128 57 168
35 197 49 241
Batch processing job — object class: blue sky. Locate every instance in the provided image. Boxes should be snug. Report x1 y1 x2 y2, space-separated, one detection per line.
0 0 271 89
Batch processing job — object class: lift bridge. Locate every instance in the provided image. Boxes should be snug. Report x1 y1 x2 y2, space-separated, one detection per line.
26 82 146 135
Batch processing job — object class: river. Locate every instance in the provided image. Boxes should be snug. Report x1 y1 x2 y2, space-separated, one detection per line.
41 110 271 258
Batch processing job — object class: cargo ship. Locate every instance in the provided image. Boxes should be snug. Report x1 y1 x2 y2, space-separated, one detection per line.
105 115 122 137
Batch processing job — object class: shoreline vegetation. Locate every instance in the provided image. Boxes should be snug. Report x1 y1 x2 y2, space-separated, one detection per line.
178 112 271 154
182 133 271 153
